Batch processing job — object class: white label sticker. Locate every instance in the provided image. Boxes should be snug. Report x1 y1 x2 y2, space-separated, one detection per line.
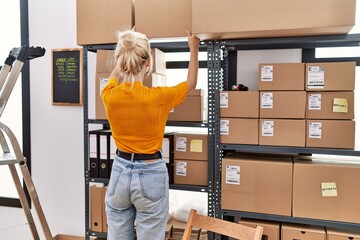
308 94 322 110
220 92 229 108
162 138 170 163
176 162 187 176
321 182 337 197
220 120 230 135
261 66 273 82
309 122 322 138
307 66 325 89
262 121 274 137
99 78 109 95
261 92 273 109
225 165 240 185
176 137 187 152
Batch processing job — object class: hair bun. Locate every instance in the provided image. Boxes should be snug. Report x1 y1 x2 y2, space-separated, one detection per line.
120 33 136 50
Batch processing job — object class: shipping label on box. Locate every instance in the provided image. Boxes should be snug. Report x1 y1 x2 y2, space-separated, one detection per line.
176 162 187 176
175 137 187 152
261 65 273 82
261 92 273 109
308 94 321 110
225 165 240 185
220 119 230 135
220 92 229 108
308 122 322 139
261 120 274 137
307 66 325 89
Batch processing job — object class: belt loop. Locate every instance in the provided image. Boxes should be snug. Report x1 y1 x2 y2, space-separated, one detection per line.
131 153 135 162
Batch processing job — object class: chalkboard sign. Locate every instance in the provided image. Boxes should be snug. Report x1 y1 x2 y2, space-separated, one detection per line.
52 48 83 105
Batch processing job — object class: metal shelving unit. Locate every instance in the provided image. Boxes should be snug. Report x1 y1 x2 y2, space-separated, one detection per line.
83 41 216 239
211 34 360 238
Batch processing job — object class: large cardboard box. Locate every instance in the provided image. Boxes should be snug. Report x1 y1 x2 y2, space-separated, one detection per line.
306 91 354 120
306 62 355 91
174 160 208 186
193 0 355 40
306 120 355 149
221 154 293 216
238 219 280 240
220 91 259 118
174 133 208 161
90 185 103 232
281 224 326 240
168 92 206 122
293 159 360 224
258 63 305 91
135 0 192 38
259 119 305 147
260 91 306 119
327 229 360 240
220 118 258 145
77 0 133 45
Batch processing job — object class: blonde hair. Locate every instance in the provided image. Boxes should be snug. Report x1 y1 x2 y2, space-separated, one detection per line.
114 30 152 84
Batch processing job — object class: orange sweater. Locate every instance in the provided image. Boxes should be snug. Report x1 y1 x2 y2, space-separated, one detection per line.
101 79 188 154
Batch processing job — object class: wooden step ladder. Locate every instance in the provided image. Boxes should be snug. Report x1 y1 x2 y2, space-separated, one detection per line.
0 46 53 240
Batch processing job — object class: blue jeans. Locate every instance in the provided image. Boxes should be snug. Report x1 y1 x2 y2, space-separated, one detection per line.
105 156 169 240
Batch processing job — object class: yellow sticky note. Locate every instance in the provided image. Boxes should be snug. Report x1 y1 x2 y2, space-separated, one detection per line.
333 98 348 113
190 139 203 153
321 182 337 197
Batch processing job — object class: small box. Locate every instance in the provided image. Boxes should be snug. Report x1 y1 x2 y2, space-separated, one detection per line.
306 91 354 120
293 159 360 223
90 185 103 232
259 119 305 147
76 0 133 45
221 153 293 216
135 0 192 38
306 62 355 91
258 63 305 91
168 96 206 122
174 133 208 161
306 120 355 149
102 186 108 233
281 224 325 240
327 228 360 240
220 118 258 145
220 91 259 118
260 91 306 118
174 159 208 186
238 219 280 240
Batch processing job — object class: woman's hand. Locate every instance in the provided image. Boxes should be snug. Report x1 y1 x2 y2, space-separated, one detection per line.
187 31 200 52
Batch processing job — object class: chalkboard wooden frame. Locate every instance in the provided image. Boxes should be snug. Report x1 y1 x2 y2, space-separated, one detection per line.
52 48 83 106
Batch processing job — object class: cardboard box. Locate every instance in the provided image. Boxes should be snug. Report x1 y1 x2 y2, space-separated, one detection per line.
220 91 259 118
221 153 293 216
258 63 305 91
281 224 325 240
54 235 84 240
193 0 355 40
174 160 208 186
77 0 133 45
293 159 360 224
90 185 103 232
102 186 108 233
259 119 305 147
163 133 175 184
260 91 306 119
306 120 355 149
220 118 258 145
135 0 192 38
143 73 167 88
167 96 206 122
327 229 360 240
238 219 280 240
306 91 354 120
174 133 208 161
95 73 110 120
306 62 355 91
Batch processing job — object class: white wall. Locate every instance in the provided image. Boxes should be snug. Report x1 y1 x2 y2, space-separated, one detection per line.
29 0 84 236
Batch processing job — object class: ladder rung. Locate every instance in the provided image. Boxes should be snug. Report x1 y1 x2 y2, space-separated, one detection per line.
0 153 18 165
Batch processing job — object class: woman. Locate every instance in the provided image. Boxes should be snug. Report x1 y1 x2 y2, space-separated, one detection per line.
101 29 200 240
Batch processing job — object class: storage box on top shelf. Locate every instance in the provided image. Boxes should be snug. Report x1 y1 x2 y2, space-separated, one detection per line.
220 118 259 145
192 0 355 40
327 228 360 240
293 158 360 224
135 0 192 38
281 224 326 240
173 159 208 186
259 119 305 147
221 153 293 216
305 62 355 91
306 91 354 119
167 89 206 122
220 91 259 118
238 219 280 240
174 133 208 161
259 91 306 119
76 0 133 45
306 120 355 149
258 63 305 91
